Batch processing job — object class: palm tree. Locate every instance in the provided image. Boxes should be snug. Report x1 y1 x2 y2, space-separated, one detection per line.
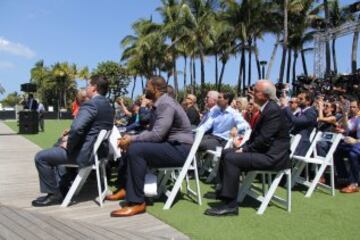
0 83 5 95
182 0 217 97
30 60 50 103
352 13 360 73
157 0 185 96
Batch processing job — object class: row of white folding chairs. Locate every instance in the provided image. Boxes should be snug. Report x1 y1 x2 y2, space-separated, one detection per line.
291 130 344 197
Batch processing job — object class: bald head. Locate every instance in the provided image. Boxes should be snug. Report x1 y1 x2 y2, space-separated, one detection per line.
253 79 278 106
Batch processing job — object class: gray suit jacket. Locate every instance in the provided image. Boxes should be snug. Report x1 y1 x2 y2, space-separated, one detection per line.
67 95 114 167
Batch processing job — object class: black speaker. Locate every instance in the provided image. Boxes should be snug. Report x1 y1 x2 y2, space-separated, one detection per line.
21 83 37 92
19 111 39 134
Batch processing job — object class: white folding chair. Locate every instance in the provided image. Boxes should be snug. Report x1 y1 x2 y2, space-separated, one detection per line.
155 127 205 210
204 129 252 183
61 129 111 207
237 134 301 215
109 125 121 161
291 131 343 197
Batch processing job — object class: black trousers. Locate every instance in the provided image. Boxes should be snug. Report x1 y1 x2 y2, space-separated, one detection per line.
198 134 227 152
124 142 191 203
219 148 273 200
34 147 75 194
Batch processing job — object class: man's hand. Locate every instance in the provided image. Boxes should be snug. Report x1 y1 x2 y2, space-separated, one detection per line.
233 137 243 149
118 134 132 151
235 148 243 153
230 127 238 138
344 136 358 145
60 140 67 149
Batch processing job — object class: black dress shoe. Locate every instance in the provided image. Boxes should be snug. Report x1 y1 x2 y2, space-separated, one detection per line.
204 205 239 216
32 193 63 207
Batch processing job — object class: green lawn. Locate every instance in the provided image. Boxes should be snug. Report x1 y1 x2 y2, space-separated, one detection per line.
5 120 360 240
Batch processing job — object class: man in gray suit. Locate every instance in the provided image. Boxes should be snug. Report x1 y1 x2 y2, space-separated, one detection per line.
32 75 114 207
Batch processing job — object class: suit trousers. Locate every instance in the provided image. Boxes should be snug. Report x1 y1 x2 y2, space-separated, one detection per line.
219 148 273 200
34 147 75 194
124 141 191 203
198 134 226 152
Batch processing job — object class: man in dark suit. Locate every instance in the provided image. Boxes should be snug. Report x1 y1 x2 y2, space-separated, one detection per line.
32 75 114 207
205 80 290 216
24 93 38 111
283 92 317 156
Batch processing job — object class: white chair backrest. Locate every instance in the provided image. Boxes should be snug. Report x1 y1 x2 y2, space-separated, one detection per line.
93 130 110 165
306 131 343 160
187 127 206 161
109 125 121 160
309 128 317 142
290 134 301 158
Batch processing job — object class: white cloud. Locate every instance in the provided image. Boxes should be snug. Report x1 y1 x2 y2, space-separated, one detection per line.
0 61 15 69
0 37 36 59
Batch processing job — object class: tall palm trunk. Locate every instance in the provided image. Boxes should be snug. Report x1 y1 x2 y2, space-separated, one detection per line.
292 50 298 84
286 48 292 84
237 52 243 95
300 49 308 76
254 39 261 80
215 53 219 87
141 76 145 92
199 47 206 97
324 0 331 75
279 0 288 83
248 39 252 87
173 56 178 96
266 35 280 79
192 54 197 94
242 48 246 95
131 76 137 100
352 26 360 73
190 55 193 93
183 55 188 94
218 60 227 91
332 39 337 74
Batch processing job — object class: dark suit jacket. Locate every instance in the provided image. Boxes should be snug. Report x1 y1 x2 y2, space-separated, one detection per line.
67 95 114 167
25 99 38 111
242 100 291 170
284 106 318 156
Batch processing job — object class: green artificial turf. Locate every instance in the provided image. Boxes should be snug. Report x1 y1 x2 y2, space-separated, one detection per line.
5 120 360 240
5 120 72 148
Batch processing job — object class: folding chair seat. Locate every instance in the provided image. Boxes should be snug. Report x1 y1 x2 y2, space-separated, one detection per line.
237 134 301 215
61 129 111 207
153 127 206 210
291 131 343 197
204 129 252 183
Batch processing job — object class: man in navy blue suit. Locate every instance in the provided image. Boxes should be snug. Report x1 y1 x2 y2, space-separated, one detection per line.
32 75 114 207
283 92 318 156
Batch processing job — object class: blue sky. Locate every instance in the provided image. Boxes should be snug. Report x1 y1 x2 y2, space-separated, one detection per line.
0 0 359 101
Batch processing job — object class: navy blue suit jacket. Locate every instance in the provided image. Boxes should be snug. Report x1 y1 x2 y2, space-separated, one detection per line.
67 95 114 167
284 106 318 156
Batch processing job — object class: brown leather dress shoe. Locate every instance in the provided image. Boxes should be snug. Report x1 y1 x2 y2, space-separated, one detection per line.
105 189 126 201
110 202 146 217
340 184 359 193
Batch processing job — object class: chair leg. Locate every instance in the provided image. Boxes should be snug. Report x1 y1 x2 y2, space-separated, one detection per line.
305 164 327 198
193 156 202 205
61 167 92 207
163 157 197 210
330 160 335 197
74 167 92 196
291 161 306 188
286 169 291 212
237 172 257 203
257 172 284 215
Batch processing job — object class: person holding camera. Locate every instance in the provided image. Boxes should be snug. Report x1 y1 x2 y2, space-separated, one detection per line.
334 99 360 193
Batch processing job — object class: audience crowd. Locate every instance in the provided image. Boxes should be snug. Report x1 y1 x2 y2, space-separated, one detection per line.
31 75 360 218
